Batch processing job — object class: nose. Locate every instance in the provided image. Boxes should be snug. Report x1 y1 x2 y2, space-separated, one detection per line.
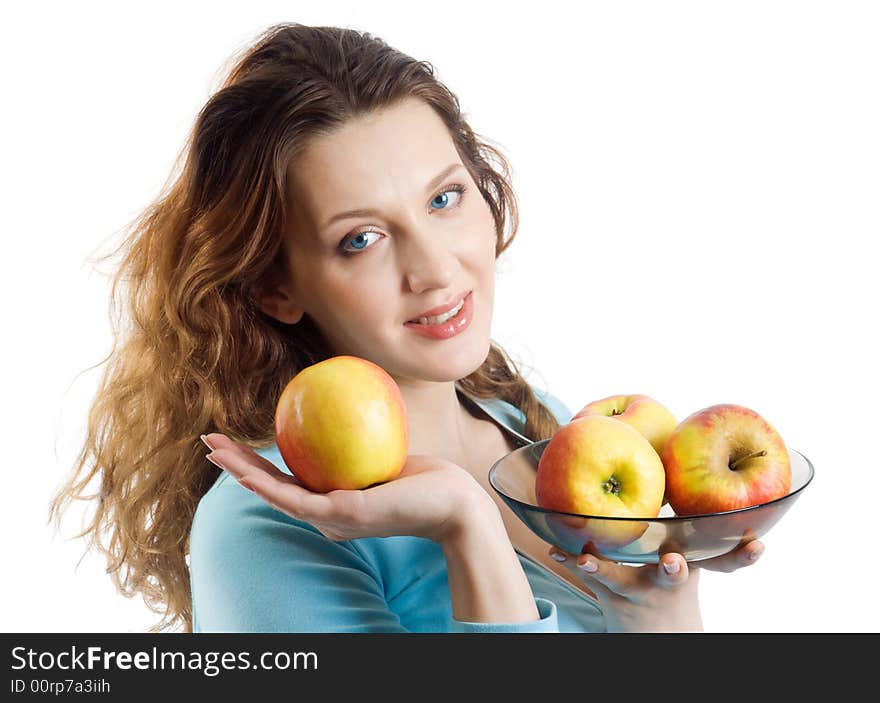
400 224 459 295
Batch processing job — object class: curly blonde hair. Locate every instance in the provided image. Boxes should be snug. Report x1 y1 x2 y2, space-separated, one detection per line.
48 22 562 633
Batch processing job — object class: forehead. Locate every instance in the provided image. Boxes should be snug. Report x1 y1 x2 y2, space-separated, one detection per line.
287 98 459 220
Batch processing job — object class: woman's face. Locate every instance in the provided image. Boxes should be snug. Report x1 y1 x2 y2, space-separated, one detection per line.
268 97 498 385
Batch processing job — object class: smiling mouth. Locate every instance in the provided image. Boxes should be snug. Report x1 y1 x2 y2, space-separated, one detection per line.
406 290 471 325
407 297 466 325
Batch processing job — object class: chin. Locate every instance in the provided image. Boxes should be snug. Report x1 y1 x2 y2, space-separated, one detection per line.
423 337 491 382
455 335 493 379
397 328 492 383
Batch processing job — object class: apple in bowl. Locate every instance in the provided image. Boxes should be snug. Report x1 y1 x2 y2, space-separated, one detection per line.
535 415 666 549
661 403 792 516
572 393 678 458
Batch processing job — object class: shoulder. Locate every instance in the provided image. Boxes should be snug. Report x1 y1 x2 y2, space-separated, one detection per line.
188 442 408 586
189 453 445 632
457 381 573 443
189 443 329 556
467 382 573 426
188 467 331 578
529 384 574 425
189 466 394 632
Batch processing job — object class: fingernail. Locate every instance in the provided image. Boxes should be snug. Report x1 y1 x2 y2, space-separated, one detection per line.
206 452 226 471
550 551 567 562
578 557 598 573
748 546 764 561
200 434 217 451
663 560 681 574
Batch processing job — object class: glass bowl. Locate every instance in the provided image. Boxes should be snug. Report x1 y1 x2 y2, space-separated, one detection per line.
489 440 814 564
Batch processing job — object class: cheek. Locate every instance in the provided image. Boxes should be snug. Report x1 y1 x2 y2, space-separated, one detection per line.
463 201 499 260
324 277 374 316
321 267 395 324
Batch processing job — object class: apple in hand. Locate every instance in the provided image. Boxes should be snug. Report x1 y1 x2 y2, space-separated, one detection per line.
661 404 791 516
274 355 408 493
535 415 666 548
572 393 678 458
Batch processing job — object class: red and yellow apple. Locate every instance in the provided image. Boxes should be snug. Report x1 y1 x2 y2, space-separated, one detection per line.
274 355 408 493
535 415 666 548
572 394 678 458
661 403 791 516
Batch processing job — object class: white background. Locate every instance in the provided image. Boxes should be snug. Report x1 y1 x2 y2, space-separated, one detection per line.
3 1 878 633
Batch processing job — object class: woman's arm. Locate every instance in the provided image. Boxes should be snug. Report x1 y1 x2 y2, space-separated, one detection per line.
199 435 558 632
440 491 540 624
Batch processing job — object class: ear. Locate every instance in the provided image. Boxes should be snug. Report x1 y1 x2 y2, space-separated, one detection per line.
252 279 305 325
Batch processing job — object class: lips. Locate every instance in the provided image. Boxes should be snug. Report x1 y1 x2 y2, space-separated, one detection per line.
407 290 470 323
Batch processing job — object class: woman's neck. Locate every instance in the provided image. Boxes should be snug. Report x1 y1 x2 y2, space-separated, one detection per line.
396 380 476 460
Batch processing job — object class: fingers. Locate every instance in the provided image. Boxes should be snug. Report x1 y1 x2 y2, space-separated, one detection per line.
202 433 302 486
548 547 691 597
237 466 346 526
549 547 640 598
696 541 765 573
201 434 337 521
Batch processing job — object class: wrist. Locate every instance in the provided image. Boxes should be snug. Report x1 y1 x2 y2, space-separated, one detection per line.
435 484 503 547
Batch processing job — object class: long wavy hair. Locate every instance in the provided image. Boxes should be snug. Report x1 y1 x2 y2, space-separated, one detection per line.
48 22 562 633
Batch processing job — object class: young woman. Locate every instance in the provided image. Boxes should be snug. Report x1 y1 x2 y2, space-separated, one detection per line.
50 23 763 634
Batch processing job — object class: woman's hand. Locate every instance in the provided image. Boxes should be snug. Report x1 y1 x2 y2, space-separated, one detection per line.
202 433 493 544
547 540 765 632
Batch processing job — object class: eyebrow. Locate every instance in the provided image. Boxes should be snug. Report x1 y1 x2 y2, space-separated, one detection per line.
321 163 466 231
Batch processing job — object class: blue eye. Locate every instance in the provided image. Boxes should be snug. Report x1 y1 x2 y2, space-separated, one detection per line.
342 229 381 253
339 183 468 256
431 184 465 210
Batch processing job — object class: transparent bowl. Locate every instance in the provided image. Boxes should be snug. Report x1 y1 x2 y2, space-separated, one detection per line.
489 440 814 564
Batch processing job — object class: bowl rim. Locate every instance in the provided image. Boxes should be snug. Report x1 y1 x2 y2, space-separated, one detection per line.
488 440 815 522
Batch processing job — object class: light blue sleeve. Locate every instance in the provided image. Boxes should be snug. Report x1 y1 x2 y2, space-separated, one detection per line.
451 598 559 633
189 475 410 633
190 474 562 633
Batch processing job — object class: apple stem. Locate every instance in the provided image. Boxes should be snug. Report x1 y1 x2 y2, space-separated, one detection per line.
729 449 767 471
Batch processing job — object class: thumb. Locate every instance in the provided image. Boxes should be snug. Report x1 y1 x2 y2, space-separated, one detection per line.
398 454 453 477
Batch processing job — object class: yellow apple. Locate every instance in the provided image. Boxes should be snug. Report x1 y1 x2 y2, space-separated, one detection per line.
572 393 678 458
274 355 408 493
535 415 666 548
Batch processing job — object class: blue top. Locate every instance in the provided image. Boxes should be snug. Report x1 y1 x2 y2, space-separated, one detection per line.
189 383 606 633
